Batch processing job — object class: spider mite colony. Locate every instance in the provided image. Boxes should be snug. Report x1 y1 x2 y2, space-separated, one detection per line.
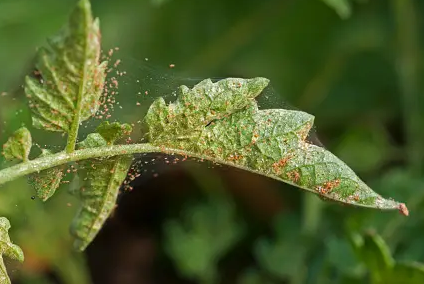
0 0 408 283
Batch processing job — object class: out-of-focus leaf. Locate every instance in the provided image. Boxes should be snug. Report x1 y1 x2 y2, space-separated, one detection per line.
326 236 365 277
24 0 107 132
322 0 352 19
349 232 424 283
163 194 245 283
0 217 24 284
2 127 32 162
28 149 64 201
351 232 394 282
144 77 407 212
254 213 306 282
383 262 424 283
335 126 390 173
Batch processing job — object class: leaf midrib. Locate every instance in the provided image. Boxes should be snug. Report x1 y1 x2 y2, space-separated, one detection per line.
65 18 91 153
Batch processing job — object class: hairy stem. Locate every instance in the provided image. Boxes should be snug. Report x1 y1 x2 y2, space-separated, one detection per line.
0 143 403 212
0 143 265 187
1 144 155 186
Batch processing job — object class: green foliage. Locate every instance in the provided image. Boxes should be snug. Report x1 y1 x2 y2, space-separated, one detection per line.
96 121 132 144
2 127 32 162
29 149 64 201
322 0 352 19
0 0 420 282
351 232 424 283
70 123 132 251
70 154 131 251
163 194 245 283
0 217 24 284
145 78 405 211
254 214 307 282
24 0 106 134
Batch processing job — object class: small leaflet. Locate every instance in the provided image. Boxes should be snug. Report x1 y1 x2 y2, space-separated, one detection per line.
144 77 407 213
0 217 24 284
2 127 32 162
28 149 64 201
96 121 132 144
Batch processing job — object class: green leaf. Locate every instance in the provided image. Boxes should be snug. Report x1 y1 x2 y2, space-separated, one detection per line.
354 233 394 281
70 155 131 251
144 77 406 212
384 262 424 284
0 217 24 284
96 121 132 144
24 0 107 135
163 194 244 283
2 127 32 162
70 123 132 251
28 149 64 201
254 214 307 281
349 232 424 284
322 0 352 19
77 133 108 149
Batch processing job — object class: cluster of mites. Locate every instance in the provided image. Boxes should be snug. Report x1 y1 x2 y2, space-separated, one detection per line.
269 154 341 196
27 47 123 123
119 155 189 191
96 47 124 120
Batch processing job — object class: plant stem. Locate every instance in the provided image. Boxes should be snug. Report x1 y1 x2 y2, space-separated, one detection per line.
0 144 156 186
392 0 423 175
0 143 406 212
0 143 271 187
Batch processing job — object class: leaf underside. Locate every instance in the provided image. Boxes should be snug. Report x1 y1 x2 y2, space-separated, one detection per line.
0 217 24 284
144 77 406 212
24 0 106 132
70 155 131 251
70 123 132 251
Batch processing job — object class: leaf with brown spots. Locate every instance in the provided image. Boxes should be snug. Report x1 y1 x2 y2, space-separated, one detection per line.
24 0 107 133
70 122 132 251
144 77 407 213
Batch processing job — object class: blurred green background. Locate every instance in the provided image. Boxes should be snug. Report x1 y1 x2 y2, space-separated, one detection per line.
1 0 424 283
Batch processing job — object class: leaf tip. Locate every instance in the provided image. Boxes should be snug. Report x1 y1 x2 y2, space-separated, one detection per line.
398 203 409 216
247 77 270 97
